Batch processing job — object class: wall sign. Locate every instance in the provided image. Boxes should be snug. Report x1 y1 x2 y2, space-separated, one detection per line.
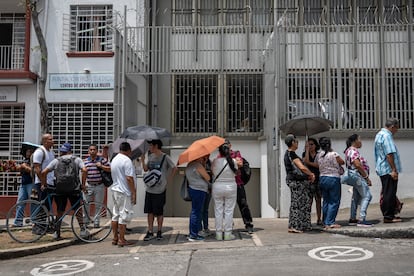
49 73 114 90
0 86 17 102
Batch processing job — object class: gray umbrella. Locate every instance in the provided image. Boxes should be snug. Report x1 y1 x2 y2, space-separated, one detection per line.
109 138 147 160
279 115 333 137
120 125 171 141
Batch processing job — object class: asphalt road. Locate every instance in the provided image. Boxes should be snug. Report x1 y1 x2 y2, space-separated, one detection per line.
1 226 413 276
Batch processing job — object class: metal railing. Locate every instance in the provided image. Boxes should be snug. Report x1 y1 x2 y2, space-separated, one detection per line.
0 45 24 70
0 172 20 196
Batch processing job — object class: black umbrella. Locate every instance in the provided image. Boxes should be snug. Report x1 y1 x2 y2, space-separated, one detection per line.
279 115 333 137
120 125 171 141
20 142 40 157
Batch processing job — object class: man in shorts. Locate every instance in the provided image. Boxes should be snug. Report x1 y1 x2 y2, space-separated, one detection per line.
141 140 176 241
110 142 136 247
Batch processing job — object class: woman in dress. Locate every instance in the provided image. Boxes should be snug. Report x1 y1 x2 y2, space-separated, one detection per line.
344 134 372 227
211 143 242 241
186 155 211 241
284 134 315 233
303 137 322 225
316 137 345 229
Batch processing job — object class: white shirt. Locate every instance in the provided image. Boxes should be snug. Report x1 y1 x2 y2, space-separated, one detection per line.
32 146 55 185
110 153 136 196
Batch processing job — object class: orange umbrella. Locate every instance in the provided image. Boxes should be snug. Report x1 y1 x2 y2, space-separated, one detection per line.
177 135 225 165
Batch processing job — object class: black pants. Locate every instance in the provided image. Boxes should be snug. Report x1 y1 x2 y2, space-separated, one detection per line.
237 185 253 226
380 174 398 220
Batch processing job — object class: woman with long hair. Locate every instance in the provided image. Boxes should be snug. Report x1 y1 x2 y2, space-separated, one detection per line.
211 143 242 241
344 134 373 227
303 137 322 226
316 137 345 229
284 134 315 233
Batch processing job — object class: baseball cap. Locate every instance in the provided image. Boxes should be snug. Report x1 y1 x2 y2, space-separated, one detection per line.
59 142 72 153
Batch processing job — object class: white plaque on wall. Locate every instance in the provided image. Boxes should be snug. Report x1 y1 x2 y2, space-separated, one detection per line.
49 73 114 90
0 86 17 102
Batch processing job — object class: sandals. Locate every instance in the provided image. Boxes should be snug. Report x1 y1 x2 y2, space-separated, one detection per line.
117 240 135 247
288 228 303 233
112 239 118 246
324 224 341 229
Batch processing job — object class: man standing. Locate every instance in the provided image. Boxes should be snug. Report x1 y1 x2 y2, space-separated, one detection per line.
225 139 254 233
82 144 111 227
110 142 136 247
141 139 177 241
374 118 402 223
33 133 55 204
42 143 87 240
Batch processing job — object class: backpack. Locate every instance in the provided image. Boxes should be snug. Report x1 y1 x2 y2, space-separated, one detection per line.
240 157 251 185
55 156 79 194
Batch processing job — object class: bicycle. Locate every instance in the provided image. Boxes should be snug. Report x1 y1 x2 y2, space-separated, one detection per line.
6 188 113 243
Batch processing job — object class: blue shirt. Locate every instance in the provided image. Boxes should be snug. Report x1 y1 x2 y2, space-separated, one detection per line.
374 128 401 176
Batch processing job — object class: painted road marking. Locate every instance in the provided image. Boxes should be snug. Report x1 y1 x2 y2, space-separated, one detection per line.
308 246 374 262
31 260 94 276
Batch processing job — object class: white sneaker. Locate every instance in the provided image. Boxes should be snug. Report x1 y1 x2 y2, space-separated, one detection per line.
224 233 235 241
215 232 223 241
52 231 60 240
80 229 90 238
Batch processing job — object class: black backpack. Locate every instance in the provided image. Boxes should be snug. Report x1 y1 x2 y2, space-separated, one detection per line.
240 157 251 185
55 156 79 194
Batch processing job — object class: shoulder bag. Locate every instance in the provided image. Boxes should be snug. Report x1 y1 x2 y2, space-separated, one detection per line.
287 152 308 181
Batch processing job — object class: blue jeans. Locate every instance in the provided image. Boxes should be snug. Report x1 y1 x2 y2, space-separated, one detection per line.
350 173 372 220
188 187 206 238
319 176 341 226
14 183 34 226
200 192 211 230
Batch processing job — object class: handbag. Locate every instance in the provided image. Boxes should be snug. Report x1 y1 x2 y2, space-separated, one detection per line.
99 168 113 187
143 155 166 188
287 152 308 181
180 176 191 201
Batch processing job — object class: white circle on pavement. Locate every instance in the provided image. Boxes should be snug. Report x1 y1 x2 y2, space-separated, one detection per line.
308 246 374 262
30 260 94 276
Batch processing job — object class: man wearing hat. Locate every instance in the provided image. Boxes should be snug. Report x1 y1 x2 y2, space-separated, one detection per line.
42 142 87 240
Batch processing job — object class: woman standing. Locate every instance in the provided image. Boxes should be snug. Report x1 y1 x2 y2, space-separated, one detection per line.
11 148 34 227
186 155 211 241
284 134 315 233
212 143 242 241
344 134 373 227
303 137 322 225
316 137 345 229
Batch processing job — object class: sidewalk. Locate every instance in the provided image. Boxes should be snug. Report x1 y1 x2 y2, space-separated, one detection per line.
1 197 413 260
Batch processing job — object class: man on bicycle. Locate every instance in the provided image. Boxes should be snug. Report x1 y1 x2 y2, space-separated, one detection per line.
42 142 87 240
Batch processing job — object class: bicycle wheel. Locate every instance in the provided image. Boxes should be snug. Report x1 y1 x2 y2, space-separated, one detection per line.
72 201 112 243
6 200 49 243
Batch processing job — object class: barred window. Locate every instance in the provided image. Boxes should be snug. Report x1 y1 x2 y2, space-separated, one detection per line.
69 5 113 52
48 103 114 157
329 0 351 25
358 0 377 25
174 75 218 134
226 74 263 133
0 13 25 70
0 104 24 160
303 0 324 25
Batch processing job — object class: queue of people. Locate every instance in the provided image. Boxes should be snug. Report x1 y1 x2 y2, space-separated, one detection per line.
283 117 402 233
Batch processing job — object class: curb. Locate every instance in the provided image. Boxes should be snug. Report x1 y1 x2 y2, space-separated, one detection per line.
324 226 414 239
0 238 77 260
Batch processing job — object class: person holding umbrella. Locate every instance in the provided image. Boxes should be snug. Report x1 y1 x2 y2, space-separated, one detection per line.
185 155 211 241
284 134 315 233
141 139 177 241
211 143 242 241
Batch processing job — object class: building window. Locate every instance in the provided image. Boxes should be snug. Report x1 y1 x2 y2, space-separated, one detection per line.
329 0 351 25
0 13 25 70
69 5 113 52
0 104 24 160
49 103 114 157
174 75 218 134
226 74 263 133
174 74 263 135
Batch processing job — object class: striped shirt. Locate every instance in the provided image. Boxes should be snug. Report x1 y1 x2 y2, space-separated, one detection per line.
374 128 401 176
84 156 110 185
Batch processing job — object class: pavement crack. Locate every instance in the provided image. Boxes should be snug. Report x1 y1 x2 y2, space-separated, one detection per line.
186 249 197 276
